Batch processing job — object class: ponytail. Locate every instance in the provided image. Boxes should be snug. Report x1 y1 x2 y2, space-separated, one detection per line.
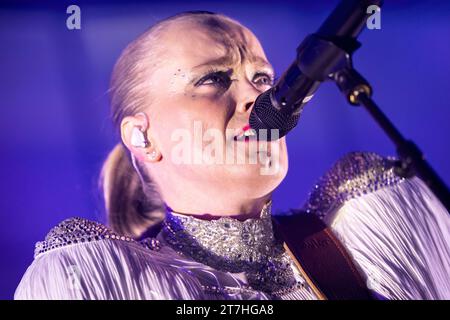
100 143 165 238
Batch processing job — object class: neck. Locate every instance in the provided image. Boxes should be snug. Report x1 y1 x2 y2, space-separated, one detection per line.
161 185 272 221
152 164 274 221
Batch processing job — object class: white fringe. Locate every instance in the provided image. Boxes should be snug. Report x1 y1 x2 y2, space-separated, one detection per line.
327 176 450 299
15 176 450 300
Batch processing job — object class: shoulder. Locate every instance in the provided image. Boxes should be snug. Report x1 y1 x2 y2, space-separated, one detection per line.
34 217 161 258
15 217 202 299
302 151 405 221
300 151 450 299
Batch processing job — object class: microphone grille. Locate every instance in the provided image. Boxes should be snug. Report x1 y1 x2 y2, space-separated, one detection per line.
249 89 301 140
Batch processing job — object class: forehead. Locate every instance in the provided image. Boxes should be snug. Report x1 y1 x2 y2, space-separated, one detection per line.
158 17 268 68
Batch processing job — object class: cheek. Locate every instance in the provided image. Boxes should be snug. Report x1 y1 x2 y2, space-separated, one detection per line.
153 100 231 160
279 138 288 164
188 94 231 123
282 142 289 173
151 105 190 157
173 94 231 133
280 138 288 158
269 138 289 177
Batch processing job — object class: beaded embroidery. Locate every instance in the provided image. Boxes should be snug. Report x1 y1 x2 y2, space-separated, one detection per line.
160 202 300 294
34 217 161 258
201 281 306 298
302 152 404 219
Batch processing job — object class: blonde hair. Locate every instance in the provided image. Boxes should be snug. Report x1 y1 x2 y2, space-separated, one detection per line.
100 11 241 238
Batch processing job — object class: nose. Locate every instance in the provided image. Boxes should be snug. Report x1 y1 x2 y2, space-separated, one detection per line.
237 100 254 114
235 81 260 115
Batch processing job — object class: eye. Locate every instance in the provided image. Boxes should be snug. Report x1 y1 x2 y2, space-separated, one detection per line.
195 71 232 88
253 72 274 86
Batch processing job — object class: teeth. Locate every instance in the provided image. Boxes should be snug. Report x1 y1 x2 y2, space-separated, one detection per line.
235 130 257 141
233 126 257 141
244 129 256 137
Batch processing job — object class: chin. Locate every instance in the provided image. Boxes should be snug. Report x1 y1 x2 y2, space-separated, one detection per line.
227 161 288 198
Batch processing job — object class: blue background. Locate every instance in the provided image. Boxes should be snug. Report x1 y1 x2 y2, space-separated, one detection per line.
0 0 449 299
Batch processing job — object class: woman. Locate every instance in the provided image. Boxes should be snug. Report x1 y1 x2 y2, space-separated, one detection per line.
15 11 450 300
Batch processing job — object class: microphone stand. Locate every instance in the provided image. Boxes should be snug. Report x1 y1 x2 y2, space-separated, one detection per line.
318 37 450 213
255 0 450 213
272 1 449 300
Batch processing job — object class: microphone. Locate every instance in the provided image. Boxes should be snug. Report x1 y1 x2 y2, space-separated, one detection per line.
249 0 383 140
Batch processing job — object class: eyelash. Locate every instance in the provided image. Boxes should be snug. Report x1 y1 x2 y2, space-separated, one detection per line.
195 69 274 88
195 69 231 87
253 72 275 86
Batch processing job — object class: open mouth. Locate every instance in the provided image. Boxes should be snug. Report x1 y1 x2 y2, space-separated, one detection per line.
233 124 257 142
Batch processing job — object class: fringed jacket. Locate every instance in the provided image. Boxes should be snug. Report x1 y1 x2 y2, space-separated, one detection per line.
15 152 450 300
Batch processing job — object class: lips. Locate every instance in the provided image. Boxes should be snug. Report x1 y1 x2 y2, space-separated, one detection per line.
233 124 257 141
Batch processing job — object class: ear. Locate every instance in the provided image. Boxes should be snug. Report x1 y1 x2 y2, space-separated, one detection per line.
120 112 162 163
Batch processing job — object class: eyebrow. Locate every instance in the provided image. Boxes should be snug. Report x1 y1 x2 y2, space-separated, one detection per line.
192 55 274 75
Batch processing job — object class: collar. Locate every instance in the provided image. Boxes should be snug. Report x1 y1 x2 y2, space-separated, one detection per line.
158 201 298 294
